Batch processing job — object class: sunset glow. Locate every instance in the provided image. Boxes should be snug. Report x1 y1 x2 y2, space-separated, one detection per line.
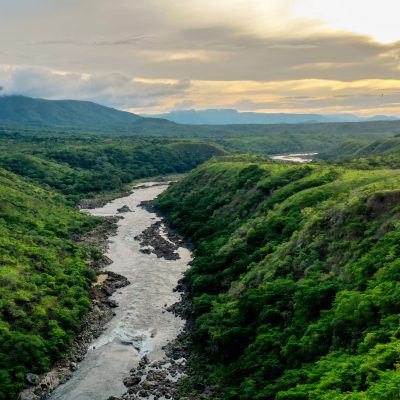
1 0 399 115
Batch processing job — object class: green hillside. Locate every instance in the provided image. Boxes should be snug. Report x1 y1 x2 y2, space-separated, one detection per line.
0 169 99 399
156 157 400 399
320 136 400 160
0 97 399 156
0 132 226 399
0 131 226 201
0 96 174 132
2 120 400 399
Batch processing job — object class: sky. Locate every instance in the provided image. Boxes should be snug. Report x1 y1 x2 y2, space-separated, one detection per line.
0 0 400 115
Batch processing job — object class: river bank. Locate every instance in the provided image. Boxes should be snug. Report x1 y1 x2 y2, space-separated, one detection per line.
19 215 128 400
45 182 191 400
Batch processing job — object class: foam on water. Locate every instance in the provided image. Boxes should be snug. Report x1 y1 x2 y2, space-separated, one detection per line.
50 183 191 400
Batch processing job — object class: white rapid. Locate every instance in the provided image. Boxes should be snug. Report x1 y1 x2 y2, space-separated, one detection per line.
50 183 191 400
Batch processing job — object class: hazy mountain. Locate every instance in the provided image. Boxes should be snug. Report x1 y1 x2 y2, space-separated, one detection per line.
144 109 399 125
0 95 175 132
1 97 398 137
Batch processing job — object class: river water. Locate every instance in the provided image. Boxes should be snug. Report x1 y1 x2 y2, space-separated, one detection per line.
50 183 191 400
270 152 318 163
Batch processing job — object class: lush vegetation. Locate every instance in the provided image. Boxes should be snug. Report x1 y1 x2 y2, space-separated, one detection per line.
211 133 383 156
2 112 400 399
0 95 174 132
156 156 400 399
0 130 226 201
0 129 226 398
318 135 400 171
319 135 400 162
1 96 398 158
0 169 99 399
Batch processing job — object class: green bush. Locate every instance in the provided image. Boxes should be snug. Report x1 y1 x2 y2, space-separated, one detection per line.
156 158 400 399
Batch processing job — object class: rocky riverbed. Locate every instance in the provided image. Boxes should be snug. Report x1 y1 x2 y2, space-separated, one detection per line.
19 216 129 400
46 182 192 400
135 221 181 260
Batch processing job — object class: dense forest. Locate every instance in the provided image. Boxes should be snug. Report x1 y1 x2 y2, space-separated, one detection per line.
0 130 225 201
0 131 225 399
2 97 400 143
319 135 400 160
2 1 400 398
156 157 400 399
1 96 399 158
0 169 99 399
2 122 400 399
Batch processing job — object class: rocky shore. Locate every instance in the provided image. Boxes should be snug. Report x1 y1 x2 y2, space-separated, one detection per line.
77 182 171 210
110 277 195 400
20 272 130 400
109 200 210 400
135 200 189 261
21 183 202 400
134 221 181 260
19 217 129 400
110 273 216 400
117 334 189 400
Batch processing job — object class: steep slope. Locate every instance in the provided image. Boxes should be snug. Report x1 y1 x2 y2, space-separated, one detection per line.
156 157 400 399
0 134 227 200
0 132 227 399
0 96 174 132
0 169 99 399
320 135 400 161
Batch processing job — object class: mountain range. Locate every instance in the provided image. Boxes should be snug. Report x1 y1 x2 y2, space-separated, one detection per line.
144 108 399 125
0 95 174 132
0 96 399 135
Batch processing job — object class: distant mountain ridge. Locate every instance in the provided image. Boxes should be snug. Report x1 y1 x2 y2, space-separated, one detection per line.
144 108 399 125
0 95 175 132
1 96 399 135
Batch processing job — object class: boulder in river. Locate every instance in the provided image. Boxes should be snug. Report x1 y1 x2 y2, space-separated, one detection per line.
123 376 141 387
117 205 132 213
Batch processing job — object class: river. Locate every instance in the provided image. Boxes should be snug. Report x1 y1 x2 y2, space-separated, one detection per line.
270 152 318 163
50 182 191 400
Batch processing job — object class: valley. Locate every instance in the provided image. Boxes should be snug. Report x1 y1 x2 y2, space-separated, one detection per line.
49 183 190 400
1 99 400 400
2 2 400 399
155 158 400 399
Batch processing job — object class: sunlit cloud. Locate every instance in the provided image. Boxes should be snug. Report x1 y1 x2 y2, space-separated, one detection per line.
0 0 399 115
293 0 400 44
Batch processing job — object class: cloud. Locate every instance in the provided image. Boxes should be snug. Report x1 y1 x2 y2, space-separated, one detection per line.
0 66 191 110
33 39 78 45
172 100 196 110
33 35 152 47
2 65 400 115
1 0 400 114
92 35 152 46
2 0 399 81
